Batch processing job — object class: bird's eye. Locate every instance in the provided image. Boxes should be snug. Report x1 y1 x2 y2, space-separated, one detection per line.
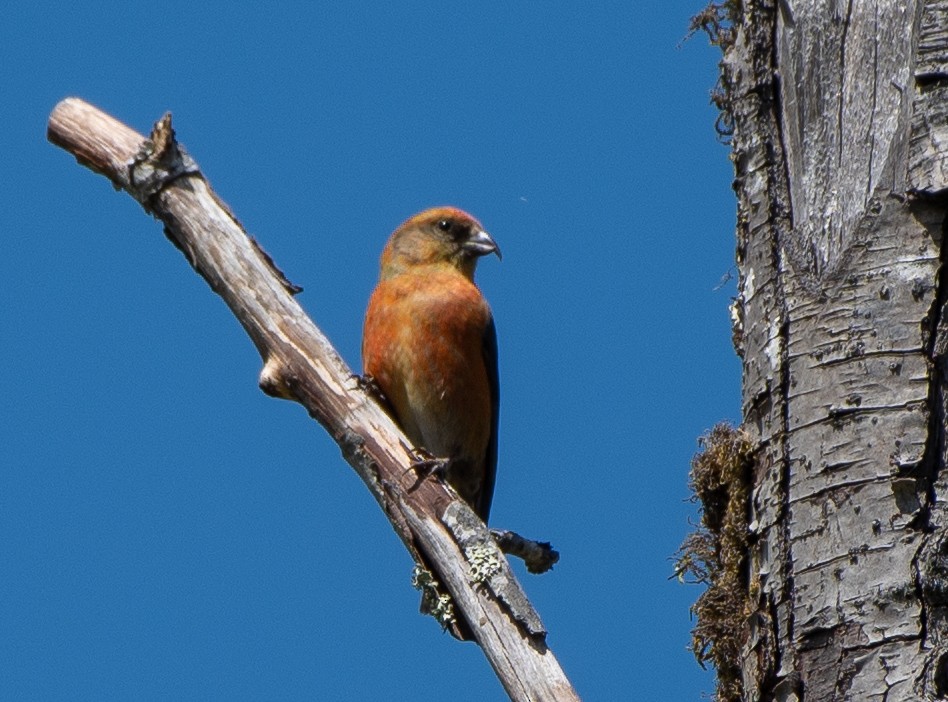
436 219 452 232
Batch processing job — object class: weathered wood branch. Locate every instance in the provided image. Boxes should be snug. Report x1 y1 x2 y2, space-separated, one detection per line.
47 97 579 702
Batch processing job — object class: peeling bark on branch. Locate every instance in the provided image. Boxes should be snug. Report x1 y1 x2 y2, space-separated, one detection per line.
47 97 579 702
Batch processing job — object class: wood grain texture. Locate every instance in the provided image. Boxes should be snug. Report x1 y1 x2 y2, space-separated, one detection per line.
777 0 917 277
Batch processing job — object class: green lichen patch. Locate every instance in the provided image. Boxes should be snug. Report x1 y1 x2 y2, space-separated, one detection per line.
412 565 456 631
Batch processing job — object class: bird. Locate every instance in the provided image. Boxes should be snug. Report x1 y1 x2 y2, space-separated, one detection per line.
362 207 500 522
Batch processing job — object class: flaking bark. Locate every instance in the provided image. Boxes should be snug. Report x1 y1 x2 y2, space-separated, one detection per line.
716 1 948 700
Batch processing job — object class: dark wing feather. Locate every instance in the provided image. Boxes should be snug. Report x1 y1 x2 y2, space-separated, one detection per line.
476 314 500 522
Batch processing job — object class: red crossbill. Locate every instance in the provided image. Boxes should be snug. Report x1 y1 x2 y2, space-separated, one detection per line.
362 207 500 522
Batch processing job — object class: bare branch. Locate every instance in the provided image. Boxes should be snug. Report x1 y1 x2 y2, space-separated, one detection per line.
491 529 560 574
47 97 580 702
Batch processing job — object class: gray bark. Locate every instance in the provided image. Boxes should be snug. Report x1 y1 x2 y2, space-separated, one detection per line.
729 1 948 699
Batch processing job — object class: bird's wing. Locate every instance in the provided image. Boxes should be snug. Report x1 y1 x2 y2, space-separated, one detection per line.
477 314 500 522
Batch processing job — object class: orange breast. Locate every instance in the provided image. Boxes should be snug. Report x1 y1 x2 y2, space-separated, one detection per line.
363 269 493 493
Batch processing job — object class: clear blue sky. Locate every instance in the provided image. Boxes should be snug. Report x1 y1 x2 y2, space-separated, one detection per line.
3 4 739 700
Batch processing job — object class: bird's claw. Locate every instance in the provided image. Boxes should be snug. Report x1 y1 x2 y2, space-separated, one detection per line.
356 374 389 405
405 446 451 490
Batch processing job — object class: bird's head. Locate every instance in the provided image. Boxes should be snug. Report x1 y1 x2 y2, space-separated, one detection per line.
380 207 501 281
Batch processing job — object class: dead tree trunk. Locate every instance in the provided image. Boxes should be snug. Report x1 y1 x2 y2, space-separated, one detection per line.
718 1 948 700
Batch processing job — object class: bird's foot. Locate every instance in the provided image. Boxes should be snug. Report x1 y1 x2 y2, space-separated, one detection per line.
405 446 451 490
355 374 389 405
